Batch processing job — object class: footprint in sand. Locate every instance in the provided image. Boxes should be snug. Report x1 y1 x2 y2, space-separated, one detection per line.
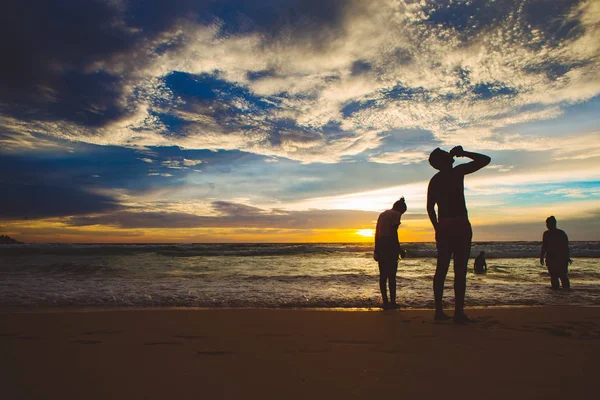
547 328 572 337
81 330 123 336
581 331 600 340
172 335 205 340
328 340 377 345
144 341 183 346
69 339 102 344
257 333 292 337
476 317 505 329
296 348 329 354
197 350 234 356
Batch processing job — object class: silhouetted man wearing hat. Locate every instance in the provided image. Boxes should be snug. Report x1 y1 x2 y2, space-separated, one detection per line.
427 146 490 323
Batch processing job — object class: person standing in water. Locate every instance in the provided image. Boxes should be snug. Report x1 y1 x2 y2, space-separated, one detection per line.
427 146 490 323
540 216 572 289
474 251 487 274
374 198 407 310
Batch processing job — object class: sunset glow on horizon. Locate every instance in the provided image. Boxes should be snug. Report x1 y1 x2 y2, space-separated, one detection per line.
356 229 375 238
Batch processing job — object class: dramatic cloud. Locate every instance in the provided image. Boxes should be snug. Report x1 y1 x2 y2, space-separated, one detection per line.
65 201 378 229
0 183 119 220
2 0 599 164
63 199 424 229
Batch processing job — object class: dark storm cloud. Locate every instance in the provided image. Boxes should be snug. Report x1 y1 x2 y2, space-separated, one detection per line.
0 183 119 220
423 0 585 45
0 0 352 129
65 200 427 229
0 143 271 204
523 60 587 81
212 201 265 216
521 0 586 45
267 119 324 146
340 84 431 118
0 145 264 220
246 69 278 82
0 1 137 126
3 225 143 239
126 0 351 43
424 0 513 32
472 82 518 100
0 146 169 192
4 71 127 127
161 71 279 124
351 60 373 76
162 71 331 148
0 147 144 219
0 145 202 221
341 99 380 118
65 208 378 229
345 72 520 116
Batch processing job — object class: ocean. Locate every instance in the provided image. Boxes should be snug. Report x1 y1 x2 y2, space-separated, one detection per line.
1 242 599 309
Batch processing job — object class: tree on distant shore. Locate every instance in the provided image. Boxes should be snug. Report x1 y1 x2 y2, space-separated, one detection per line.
0 235 24 244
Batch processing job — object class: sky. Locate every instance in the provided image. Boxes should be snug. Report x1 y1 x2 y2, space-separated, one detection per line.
1 0 599 243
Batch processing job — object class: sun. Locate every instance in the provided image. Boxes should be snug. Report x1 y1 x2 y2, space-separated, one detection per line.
356 229 375 238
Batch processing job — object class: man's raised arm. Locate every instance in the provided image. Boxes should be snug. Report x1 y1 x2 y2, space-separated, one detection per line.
452 146 491 175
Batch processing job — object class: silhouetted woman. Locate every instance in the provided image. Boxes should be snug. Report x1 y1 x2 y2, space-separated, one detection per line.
374 198 407 309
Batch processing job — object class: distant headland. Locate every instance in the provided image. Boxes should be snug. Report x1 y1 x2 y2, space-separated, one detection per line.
0 235 24 244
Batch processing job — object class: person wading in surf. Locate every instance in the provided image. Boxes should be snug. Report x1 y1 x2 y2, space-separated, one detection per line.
540 216 572 290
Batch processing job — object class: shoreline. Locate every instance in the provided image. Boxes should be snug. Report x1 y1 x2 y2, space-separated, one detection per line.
2 303 600 313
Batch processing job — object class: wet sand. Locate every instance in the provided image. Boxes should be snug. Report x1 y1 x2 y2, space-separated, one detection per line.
1 307 599 399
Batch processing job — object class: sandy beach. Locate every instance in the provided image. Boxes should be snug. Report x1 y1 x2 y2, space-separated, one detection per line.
1 307 599 399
